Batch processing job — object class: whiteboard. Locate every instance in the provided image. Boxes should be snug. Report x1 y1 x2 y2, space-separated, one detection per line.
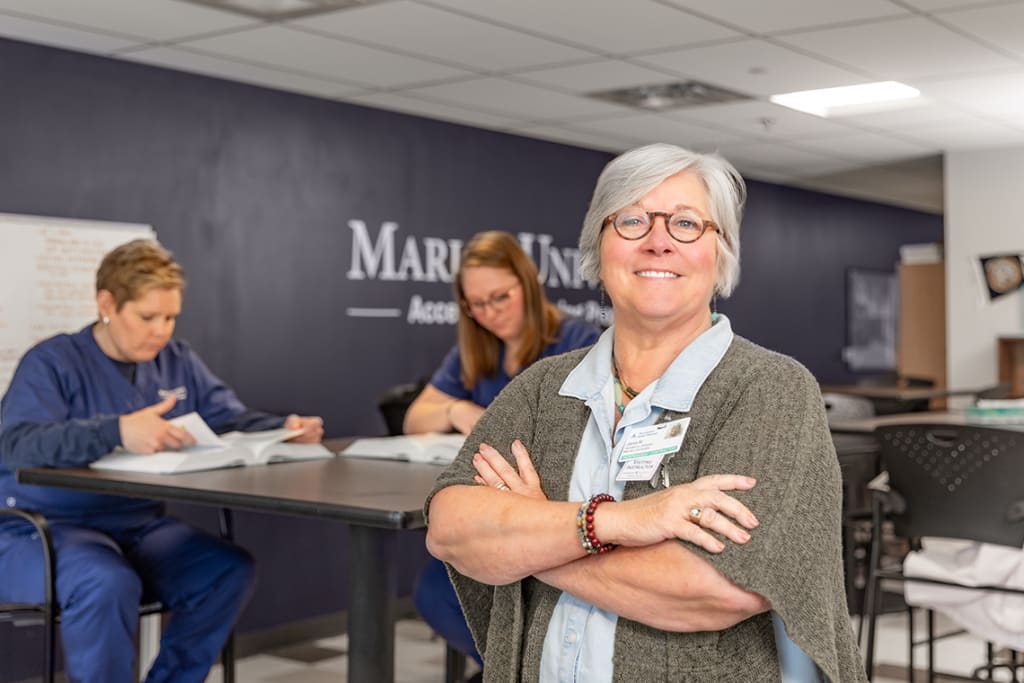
0 213 154 396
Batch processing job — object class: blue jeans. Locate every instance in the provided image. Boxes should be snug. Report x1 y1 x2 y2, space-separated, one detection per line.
414 557 482 666
0 513 254 683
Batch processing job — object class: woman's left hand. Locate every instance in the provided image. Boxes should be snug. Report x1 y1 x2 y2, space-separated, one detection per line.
284 414 325 443
472 440 547 500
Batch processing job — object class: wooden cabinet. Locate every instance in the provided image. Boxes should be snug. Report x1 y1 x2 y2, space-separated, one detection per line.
897 262 946 388
998 336 1024 398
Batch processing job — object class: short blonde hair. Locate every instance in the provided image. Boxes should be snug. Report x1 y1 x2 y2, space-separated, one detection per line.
578 143 745 297
96 239 185 309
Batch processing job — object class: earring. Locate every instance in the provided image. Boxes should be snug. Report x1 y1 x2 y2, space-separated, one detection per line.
599 286 609 326
102 316 110 325
710 295 719 324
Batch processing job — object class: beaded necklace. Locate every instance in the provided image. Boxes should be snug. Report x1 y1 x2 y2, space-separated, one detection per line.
612 355 640 414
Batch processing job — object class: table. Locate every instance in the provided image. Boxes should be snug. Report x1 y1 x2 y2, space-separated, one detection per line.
16 439 445 683
819 384 983 402
829 410 1024 434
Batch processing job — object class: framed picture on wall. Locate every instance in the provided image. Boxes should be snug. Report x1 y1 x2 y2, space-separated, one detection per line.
842 268 898 372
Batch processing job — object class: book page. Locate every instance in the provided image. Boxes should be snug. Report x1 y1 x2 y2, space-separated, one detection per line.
89 416 331 473
220 428 302 462
171 412 225 449
90 449 247 474
341 433 464 465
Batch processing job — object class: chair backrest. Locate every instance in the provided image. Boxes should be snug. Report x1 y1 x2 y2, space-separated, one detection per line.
376 379 428 436
876 424 1024 547
823 392 875 426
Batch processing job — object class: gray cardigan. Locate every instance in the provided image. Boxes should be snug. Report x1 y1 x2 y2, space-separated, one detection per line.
428 336 866 683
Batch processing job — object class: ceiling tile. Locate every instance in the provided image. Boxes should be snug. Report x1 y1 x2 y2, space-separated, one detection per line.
571 112 746 150
634 39 867 97
672 100 860 139
0 0 253 41
840 100 977 130
403 77 630 121
777 16 1020 80
292 1 593 71
504 124 632 153
181 25 472 88
899 0 1006 10
916 70 1024 118
795 130 938 163
716 139 855 173
420 0 739 55
657 0 909 34
346 91 521 129
899 118 1024 149
936 3 1024 60
128 45 363 99
513 59 681 94
0 11 137 53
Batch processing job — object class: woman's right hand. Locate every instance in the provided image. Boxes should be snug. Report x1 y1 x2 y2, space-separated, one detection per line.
596 475 759 554
118 395 197 453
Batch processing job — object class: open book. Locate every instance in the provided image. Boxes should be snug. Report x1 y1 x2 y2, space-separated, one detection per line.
90 412 333 474
340 433 465 465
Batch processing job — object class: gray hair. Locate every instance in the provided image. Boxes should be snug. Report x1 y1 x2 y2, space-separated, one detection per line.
578 143 745 297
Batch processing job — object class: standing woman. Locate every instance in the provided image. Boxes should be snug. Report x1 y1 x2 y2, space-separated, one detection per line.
405 230 599 669
425 145 865 681
0 239 324 683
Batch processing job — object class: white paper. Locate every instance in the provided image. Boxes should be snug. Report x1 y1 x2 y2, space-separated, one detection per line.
90 414 331 474
341 433 465 465
170 411 226 449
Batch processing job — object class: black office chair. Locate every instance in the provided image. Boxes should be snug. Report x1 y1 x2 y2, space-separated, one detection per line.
0 506 237 683
377 379 428 437
832 432 881 615
862 424 1024 682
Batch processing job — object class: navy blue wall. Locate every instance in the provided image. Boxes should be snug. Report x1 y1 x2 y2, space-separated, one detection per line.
0 36 939 680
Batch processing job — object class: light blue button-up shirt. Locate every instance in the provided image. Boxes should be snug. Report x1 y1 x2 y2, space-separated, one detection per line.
537 316 821 683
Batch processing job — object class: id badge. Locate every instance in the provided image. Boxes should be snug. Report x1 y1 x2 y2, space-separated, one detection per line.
616 417 690 482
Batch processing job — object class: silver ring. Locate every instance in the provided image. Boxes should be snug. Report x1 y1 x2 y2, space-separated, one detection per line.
689 506 702 521
496 483 511 491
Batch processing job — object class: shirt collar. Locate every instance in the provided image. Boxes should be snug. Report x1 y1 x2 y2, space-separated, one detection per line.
560 315 734 413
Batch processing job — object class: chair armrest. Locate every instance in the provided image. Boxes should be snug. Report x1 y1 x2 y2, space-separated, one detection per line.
0 507 56 608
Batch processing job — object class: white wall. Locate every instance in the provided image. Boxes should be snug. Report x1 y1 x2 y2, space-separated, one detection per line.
945 147 1024 392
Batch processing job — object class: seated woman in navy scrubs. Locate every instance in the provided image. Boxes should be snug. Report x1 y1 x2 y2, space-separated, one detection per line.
404 230 599 669
0 239 324 683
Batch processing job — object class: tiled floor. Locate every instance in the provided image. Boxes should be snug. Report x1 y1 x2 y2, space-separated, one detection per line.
861 610 1016 683
199 611 1010 683
204 618 479 683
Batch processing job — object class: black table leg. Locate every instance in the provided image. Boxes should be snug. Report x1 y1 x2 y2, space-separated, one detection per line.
348 526 398 683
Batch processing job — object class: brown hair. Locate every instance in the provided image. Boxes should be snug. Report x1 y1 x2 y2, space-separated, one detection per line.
455 231 561 388
96 239 185 310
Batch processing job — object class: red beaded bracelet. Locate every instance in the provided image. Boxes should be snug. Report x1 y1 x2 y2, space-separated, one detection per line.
576 493 617 555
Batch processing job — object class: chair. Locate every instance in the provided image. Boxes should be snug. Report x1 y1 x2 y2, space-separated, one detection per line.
832 432 881 614
0 506 237 683
376 379 472 683
862 424 1024 682
377 379 428 437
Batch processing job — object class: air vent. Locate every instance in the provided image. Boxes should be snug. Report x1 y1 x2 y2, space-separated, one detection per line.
181 0 381 20
587 80 752 112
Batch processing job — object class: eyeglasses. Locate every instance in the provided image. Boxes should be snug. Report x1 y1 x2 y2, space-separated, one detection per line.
605 209 718 243
462 283 520 317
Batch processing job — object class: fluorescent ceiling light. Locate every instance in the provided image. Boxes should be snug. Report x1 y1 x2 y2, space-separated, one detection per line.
769 81 920 118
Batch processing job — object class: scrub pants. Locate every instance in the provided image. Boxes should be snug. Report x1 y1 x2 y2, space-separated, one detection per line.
413 556 482 666
0 513 255 683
